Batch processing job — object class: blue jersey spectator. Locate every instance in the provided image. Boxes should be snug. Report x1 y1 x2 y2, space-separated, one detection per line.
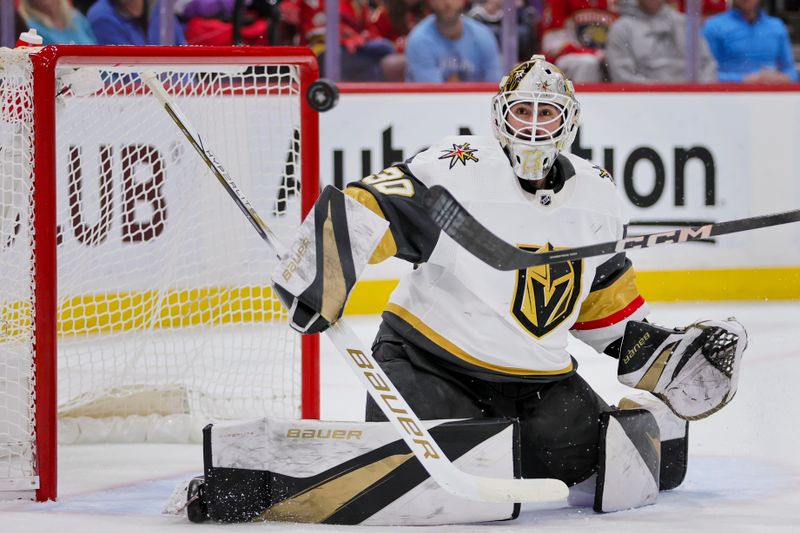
702 0 797 83
405 0 502 82
18 0 97 45
88 0 187 45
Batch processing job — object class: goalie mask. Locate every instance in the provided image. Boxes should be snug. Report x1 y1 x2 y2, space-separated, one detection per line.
492 55 580 182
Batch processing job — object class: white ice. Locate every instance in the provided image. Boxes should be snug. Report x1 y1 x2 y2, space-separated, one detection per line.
2 301 799 532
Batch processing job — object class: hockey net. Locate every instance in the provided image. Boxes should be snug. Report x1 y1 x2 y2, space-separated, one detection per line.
0 46 320 501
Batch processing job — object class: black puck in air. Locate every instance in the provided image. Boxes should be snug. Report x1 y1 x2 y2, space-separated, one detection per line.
307 79 340 112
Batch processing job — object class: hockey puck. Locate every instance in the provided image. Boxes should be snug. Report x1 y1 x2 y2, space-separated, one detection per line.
307 79 339 112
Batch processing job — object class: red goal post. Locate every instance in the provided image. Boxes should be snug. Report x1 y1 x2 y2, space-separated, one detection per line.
0 45 321 502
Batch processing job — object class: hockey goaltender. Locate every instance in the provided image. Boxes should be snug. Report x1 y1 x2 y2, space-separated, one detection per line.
170 55 747 526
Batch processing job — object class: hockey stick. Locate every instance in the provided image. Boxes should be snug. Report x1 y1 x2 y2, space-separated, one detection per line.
424 184 800 271
140 71 569 506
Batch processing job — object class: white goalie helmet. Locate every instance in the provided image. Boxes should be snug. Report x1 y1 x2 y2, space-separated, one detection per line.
491 55 581 182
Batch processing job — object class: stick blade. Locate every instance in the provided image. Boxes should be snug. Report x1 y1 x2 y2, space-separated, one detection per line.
471 477 570 507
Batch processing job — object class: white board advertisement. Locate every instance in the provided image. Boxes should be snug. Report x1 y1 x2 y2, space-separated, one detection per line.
6 88 796 302
319 89 800 277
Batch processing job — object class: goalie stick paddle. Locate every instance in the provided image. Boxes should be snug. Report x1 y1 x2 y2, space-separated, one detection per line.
140 71 569 507
424 184 800 271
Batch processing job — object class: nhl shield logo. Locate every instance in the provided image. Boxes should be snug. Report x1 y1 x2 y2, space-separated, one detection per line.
510 243 583 338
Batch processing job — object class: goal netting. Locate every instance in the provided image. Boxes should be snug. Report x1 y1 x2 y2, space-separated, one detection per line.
0 46 320 501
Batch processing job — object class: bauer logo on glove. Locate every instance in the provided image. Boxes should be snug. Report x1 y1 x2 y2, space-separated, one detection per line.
271 186 390 334
617 319 747 420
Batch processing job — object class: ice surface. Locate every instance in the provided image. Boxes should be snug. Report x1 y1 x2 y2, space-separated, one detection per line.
2 302 799 532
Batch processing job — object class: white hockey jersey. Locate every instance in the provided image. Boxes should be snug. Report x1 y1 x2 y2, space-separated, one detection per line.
345 135 649 381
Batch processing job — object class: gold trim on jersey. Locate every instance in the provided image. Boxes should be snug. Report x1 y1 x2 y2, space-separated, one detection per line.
576 267 641 323
344 186 398 264
385 303 574 376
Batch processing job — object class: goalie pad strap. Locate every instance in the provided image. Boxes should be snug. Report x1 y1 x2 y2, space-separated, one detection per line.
273 185 389 322
200 417 521 525
594 409 660 513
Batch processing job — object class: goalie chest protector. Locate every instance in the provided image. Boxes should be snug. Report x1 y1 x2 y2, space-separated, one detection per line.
386 135 642 378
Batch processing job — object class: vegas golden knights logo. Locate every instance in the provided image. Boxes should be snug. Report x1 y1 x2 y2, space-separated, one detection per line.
511 243 583 338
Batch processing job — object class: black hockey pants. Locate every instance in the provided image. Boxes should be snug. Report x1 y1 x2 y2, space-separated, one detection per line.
364 322 611 487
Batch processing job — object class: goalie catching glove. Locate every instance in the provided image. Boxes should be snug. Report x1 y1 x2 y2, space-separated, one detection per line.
617 319 747 420
272 186 390 334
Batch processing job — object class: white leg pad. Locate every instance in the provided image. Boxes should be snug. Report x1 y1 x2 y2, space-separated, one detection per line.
199 417 522 525
619 392 689 490
594 410 660 513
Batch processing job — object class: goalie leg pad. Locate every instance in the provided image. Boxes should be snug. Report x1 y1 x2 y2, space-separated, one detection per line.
594 409 660 513
619 392 689 490
617 318 747 420
195 417 522 525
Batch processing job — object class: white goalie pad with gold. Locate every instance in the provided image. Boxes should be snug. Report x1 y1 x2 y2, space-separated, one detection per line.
170 417 522 525
617 319 747 420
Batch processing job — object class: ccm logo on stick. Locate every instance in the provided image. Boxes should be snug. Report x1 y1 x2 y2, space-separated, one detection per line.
616 225 713 252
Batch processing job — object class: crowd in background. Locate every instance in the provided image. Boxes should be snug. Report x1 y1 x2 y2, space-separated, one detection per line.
10 0 800 83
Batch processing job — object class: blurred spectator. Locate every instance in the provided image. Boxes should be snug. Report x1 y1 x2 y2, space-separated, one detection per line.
670 0 727 18
541 0 619 82
667 0 728 20
273 0 302 44
72 0 97 14
371 0 430 80
18 0 97 44
703 0 798 82
300 0 395 81
276 0 302 44
10 7 29 40
88 0 187 45
468 0 539 61
606 0 717 82
372 0 428 51
176 0 269 45
405 0 502 82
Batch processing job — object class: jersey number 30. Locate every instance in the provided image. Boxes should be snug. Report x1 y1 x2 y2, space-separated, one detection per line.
362 167 415 197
